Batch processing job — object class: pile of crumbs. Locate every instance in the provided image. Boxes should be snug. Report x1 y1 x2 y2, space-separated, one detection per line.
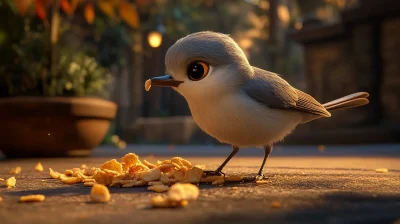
49 153 244 190
48 153 245 207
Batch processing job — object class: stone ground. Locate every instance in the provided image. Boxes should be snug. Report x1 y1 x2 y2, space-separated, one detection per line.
0 144 399 224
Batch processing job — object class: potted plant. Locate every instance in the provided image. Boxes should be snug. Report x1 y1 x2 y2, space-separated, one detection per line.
0 0 139 157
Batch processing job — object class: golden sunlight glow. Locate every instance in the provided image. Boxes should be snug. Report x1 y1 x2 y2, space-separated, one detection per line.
295 22 303 30
277 5 290 25
148 31 162 48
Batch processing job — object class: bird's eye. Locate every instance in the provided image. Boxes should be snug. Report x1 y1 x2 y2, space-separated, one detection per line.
187 61 209 81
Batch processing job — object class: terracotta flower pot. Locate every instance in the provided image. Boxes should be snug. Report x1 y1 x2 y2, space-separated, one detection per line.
0 97 117 158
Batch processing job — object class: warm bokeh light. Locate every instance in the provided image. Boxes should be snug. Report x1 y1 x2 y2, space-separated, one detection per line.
148 31 162 48
277 5 290 25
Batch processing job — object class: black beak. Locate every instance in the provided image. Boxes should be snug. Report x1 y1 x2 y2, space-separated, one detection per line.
150 74 183 87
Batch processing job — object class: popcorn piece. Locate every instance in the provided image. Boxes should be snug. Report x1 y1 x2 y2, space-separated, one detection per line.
49 168 61 179
375 168 388 173
9 167 21 174
212 178 225 185
5 177 16 188
226 175 243 182
90 184 110 203
232 187 238 190
148 184 170 193
100 159 123 174
20 195 45 202
81 164 87 169
0 178 4 181
168 183 199 202
145 79 151 91
139 168 161 182
35 162 44 172
183 167 203 183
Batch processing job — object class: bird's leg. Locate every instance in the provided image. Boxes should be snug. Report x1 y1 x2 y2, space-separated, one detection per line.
255 145 273 180
203 146 239 177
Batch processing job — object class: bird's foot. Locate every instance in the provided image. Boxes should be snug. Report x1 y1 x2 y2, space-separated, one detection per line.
255 174 268 181
202 170 225 178
242 174 269 183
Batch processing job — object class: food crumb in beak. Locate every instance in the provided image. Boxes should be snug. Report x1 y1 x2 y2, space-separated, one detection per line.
145 79 151 91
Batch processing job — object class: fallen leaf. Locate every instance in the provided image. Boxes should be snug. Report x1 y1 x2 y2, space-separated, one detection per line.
119 0 140 28
97 0 116 18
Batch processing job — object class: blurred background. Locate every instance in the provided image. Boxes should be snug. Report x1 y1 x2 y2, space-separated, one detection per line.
0 0 399 156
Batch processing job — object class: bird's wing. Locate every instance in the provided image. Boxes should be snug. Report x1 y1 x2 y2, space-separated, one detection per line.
242 67 330 117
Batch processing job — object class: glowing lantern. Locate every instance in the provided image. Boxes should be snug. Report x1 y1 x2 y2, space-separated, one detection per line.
147 31 162 48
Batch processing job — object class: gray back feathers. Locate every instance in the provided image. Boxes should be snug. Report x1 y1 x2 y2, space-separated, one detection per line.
242 67 331 117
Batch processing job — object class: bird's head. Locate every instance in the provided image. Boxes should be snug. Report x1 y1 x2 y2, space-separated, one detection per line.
147 31 253 101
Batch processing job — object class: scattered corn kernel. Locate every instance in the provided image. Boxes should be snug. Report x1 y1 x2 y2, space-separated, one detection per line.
9 167 21 174
145 79 151 91
151 195 172 208
5 177 16 188
232 186 238 190
0 178 4 181
168 183 199 202
49 168 61 179
90 184 110 203
147 184 170 193
375 168 388 173
35 162 44 172
20 195 45 202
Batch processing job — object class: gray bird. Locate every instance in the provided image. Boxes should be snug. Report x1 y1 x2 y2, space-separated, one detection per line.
145 31 369 180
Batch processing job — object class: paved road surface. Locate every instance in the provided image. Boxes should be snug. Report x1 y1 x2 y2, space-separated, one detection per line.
0 144 399 224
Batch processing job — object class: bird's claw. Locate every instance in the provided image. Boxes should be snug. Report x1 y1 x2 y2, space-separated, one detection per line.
202 170 225 177
242 174 269 183
255 174 268 181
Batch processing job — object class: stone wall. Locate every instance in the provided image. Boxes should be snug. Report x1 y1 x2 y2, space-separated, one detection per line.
289 0 400 144
381 17 400 125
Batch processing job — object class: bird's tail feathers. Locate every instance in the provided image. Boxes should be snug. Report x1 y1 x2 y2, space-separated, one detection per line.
323 92 369 111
